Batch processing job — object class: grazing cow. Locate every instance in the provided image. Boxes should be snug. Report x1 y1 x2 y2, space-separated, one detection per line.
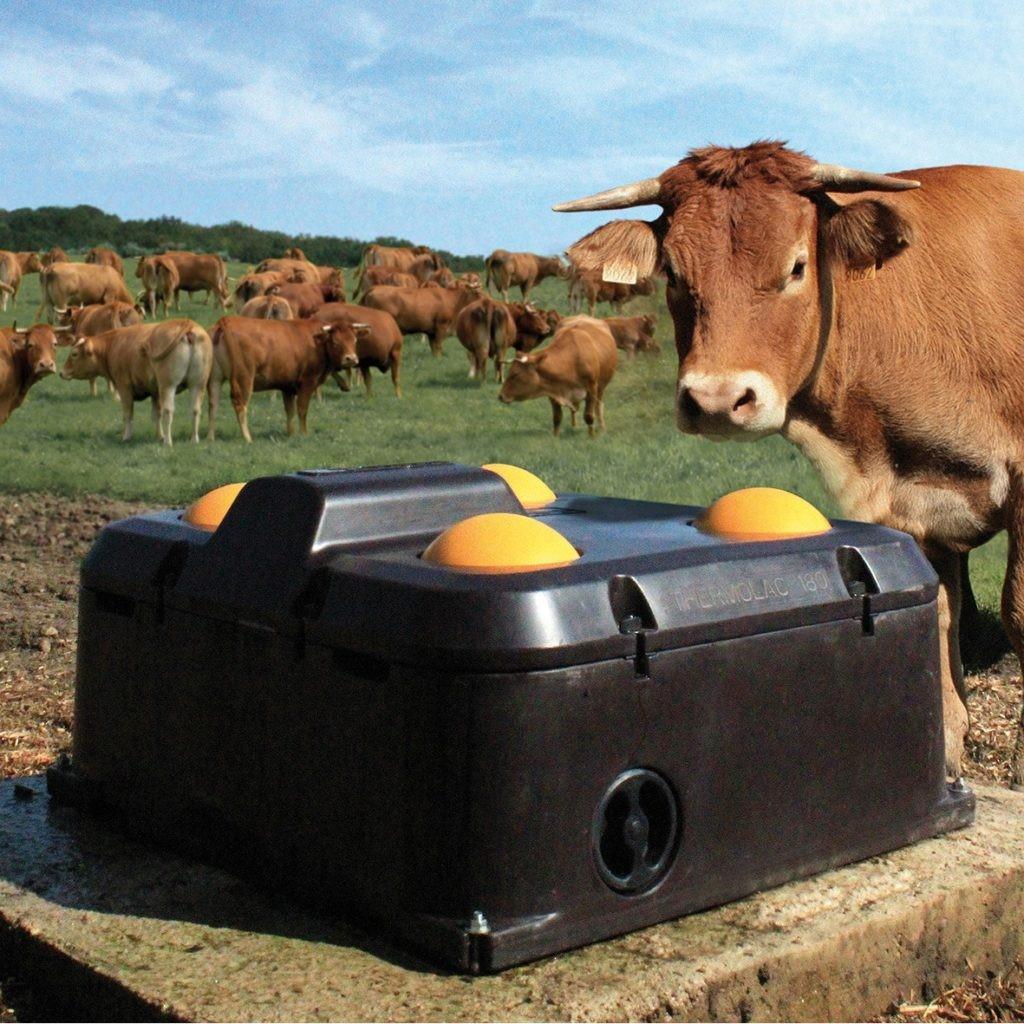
316 266 347 297
234 271 289 304
16 252 43 275
485 250 565 302
567 266 657 315
0 325 58 426
315 303 404 398
54 301 144 395
552 139 1024 781
266 281 344 318
499 316 617 435
85 247 125 276
207 316 368 441
362 243 433 271
137 255 180 318
255 257 320 284
0 252 22 312
356 266 419 297
60 319 211 444
153 251 229 307
604 314 660 358
41 246 69 268
408 252 447 284
239 295 294 320
362 282 481 356
455 296 518 382
38 263 134 322
508 303 560 352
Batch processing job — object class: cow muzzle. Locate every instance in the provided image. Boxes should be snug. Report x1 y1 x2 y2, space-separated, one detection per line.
340 354 359 367
677 371 785 438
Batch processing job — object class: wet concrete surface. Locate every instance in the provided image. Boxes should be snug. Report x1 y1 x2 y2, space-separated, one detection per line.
1 775 1023 1022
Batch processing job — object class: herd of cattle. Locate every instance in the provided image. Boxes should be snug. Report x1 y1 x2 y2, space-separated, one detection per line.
0 241 659 442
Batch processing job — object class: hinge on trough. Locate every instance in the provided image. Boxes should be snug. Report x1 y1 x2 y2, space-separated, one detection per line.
619 615 651 678
837 547 879 636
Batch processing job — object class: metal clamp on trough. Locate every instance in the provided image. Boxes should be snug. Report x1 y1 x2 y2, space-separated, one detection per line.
48 461 974 973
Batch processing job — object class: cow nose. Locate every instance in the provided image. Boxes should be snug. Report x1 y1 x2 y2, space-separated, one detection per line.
40 360 57 374
682 382 759 426
341 355 358 366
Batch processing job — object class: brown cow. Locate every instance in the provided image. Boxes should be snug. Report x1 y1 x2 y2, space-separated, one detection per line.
0 252 21 312
604 314 659 358
408 252 446 283
207 316 368 441
137 255 180 317
567 266 657 315
239 295 294 320
41 246 69 268
234 271 289 304
315 303 404 398
356 266 419 297
255 257 320 283
284 247 308 260
498 316 617 435
16 252 42 274
553 139 1024 781
455 296 517 382
60 319 211 444
152 251 229 307
85 247 125 276
38 263 134 322
0 325 57 426
54 301 144 395
362 243 433 271
508 303 560 352
316 266 347 297
485 250 565 302
363 282 481 356
266 281 344 318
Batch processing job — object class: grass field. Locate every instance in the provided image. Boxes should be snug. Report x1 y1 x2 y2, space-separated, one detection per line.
0 256 1008 613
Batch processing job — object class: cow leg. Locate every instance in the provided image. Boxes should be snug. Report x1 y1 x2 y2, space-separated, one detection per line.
157 387 175 446
230 379 253 443
584 389 599 437
120 393 135 442
89 377 98 398
188 382 203 443
296 387 315 435
927 548 969 779
390 352 402 398
207 380 220 441
1002 471 1024 788
360 367 373 397
282 392 298 435
549 399 563 437
430 322 447 357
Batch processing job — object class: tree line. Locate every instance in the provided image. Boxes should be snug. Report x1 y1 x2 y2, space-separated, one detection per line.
0 204 484 271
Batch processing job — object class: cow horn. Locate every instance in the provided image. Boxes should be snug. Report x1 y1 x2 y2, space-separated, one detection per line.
552 176 662 212
52 324 72 332
810 163 920 193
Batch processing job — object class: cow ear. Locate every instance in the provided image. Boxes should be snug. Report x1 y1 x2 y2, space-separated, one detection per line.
566 218 662 285
821 199 913 273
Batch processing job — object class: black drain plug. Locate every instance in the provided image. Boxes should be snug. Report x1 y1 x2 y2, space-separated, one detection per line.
592 768 679 894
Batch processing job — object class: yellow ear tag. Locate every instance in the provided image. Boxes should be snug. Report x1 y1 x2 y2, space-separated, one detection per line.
482 463 556 509
423 513 579 573
182 483 246 531
697 487 830 541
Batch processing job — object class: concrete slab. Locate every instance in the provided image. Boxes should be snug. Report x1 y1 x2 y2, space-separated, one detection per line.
1 776 1023 1022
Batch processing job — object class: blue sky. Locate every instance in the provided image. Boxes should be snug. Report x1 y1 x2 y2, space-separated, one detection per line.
3 1 1022 254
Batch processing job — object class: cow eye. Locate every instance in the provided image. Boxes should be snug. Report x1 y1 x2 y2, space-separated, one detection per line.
790 259 806 281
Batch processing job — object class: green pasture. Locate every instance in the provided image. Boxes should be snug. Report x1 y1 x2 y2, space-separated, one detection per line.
0 257 1008 616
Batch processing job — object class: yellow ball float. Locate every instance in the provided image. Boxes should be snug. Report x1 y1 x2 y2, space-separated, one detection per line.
423 512 579 573
697 487 831 542
481 463 556 509
182 482 247 532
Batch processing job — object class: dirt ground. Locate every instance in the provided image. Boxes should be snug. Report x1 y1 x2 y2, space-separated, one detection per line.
0 490 1022 1021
